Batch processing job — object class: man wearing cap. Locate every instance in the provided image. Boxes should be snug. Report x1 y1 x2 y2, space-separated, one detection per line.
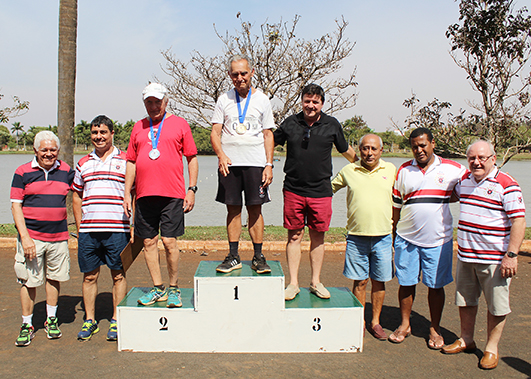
442 140 525 370
11 131 74 346
274 83 356 301
210 54 275 274
72 115 129 341
124 83 198 308
331 134 396 340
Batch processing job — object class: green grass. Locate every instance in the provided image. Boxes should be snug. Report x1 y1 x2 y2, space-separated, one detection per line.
2 224 531 242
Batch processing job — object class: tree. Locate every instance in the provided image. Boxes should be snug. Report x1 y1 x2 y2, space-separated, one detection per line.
342 116 372 146
161 15 357 128
57 0 77 168
0 94 29 124
11 121 24 148
0 125 13 148
446 0 531 165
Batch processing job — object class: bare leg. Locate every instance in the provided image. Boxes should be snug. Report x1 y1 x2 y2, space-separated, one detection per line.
82 268 100 320
161 237 179 287
428 287 445 346
370 279 386 327
111 269 127 320
286 229 304 287
143 236 162 286
398 285 415 332
226 205 243 243
46 279 60 307
246 205 263 244
353 279 369 307
20 285 36 317
485 311 507 355
308 229 325 287
458 305 477 345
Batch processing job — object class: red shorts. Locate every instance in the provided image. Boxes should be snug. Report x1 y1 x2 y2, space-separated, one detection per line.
283 190 332 232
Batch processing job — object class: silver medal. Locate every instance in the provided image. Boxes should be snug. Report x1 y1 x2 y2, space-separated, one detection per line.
236 123 247 135
149 148 160 160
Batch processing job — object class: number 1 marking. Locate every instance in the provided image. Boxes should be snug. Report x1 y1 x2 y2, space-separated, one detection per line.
234 286 239 300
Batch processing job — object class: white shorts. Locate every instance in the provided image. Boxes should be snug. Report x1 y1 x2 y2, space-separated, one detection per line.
14 238 70 287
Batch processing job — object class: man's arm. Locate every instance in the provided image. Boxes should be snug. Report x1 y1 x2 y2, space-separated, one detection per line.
183 155 198 213
262 129 274 187
500 216 525 278
211 123 231 177
392 207 401 242
341 145 358 163
11 202 36 261
72 191 83 235
123 161 136 218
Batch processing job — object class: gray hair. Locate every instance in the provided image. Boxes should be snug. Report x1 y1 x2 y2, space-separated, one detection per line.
466 139 495 156
227 54 253 71
34 131 60 150
359 133 383 148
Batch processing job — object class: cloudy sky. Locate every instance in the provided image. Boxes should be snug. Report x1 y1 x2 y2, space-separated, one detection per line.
1 0 530 132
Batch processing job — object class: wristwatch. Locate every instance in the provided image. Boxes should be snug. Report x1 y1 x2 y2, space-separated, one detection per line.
188 186 198 193
506 251 518 258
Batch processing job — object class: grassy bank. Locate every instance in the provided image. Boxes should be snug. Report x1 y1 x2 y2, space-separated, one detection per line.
2 224 531 242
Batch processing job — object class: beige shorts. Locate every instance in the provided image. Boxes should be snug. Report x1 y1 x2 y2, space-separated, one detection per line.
14 238 70 287
455 259 511 316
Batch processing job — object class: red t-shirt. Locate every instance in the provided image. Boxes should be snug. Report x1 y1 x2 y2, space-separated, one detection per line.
126 114 197 199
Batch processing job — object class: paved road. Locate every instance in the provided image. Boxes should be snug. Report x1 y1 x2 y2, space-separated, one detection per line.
0 242 530 378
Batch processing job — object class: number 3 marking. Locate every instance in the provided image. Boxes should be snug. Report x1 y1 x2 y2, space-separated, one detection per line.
312 317 321 332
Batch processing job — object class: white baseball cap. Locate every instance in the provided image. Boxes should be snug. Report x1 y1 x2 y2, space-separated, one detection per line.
142 83 168 100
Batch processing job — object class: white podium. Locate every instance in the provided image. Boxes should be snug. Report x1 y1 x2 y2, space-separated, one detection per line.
117 261 364 353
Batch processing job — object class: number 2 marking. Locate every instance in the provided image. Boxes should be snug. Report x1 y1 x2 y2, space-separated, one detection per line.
159 316 168 331
234 286 239 300
312 317 321 332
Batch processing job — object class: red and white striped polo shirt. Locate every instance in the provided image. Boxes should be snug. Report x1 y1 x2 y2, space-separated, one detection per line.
72 147 130 233
393 155 466 247
456 168 525 264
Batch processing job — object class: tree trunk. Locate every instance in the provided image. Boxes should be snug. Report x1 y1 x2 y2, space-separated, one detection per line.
57 0 77 169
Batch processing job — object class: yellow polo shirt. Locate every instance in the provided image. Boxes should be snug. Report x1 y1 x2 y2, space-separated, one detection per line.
331 159 396 236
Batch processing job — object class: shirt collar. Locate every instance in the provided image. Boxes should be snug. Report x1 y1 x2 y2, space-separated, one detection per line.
412 154 441 172
354 158 386 173
31 156 60 172
89 146 119 162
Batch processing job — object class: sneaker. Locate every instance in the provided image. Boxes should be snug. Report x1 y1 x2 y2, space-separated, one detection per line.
166 287 183 308
44 316 62 339
284 284 300 301
77 319 99 341
251 255 271 274
216 255 242 273
15 323 35 347
137 287 168 306
107 319 118 341
309 283 331 299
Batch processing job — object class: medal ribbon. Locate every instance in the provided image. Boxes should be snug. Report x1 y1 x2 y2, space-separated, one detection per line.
149 112 166 151
235 89 251 124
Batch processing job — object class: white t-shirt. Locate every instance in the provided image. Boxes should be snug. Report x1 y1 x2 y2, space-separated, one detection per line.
211 88 275 167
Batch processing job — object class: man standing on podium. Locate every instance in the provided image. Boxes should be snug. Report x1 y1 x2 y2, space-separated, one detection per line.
124 83 198 308
210 54 275 274
72 115 129 341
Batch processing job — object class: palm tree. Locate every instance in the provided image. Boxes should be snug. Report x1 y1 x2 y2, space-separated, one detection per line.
57 0 77 168
11 121 24 148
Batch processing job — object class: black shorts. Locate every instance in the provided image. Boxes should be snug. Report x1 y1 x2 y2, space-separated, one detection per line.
215 166 271 206
134 196 184 239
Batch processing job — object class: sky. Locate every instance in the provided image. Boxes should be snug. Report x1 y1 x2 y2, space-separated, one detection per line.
1 0 531 132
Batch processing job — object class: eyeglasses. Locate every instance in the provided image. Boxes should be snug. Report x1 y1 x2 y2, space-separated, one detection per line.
467 154 493 163
302 128 311 142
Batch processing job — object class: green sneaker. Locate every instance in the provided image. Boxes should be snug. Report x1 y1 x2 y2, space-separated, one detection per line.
107 319 118 341
15 323 35 347
166 287 182 308
45 316 62 339
77 319 99 341
138 287 168 306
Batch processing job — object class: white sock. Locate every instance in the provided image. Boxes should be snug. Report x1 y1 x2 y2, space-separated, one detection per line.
22 314 33 326
46 304 58 318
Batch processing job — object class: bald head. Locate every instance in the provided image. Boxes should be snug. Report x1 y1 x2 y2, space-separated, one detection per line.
359 134 383 171
466 140 496 182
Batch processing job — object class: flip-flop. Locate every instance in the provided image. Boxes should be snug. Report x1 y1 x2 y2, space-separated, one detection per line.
428 334 445 350
388 328 411 344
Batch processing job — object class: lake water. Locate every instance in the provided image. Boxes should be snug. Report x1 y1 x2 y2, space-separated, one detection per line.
1 155 529 227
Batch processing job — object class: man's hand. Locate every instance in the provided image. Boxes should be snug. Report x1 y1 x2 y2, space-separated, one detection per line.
21 235 36 261
218 154 232 177
123 196 132 218
183 191 195 213
500 254 518 278
262 165 273 187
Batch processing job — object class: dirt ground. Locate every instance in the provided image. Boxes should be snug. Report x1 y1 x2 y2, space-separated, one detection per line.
0 239 530 379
